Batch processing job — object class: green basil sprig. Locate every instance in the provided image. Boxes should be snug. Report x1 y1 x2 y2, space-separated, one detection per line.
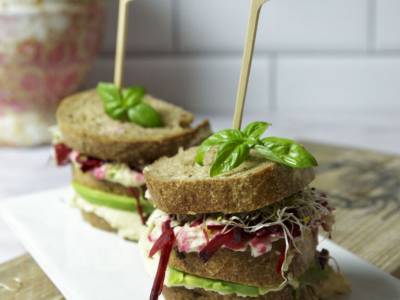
96 82 163 128
196 121 318 177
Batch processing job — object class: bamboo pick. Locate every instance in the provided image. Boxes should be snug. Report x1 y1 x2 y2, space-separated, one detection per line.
233 0 268 129
114 0 134 88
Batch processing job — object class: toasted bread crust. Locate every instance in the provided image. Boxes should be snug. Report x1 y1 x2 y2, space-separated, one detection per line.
57 89 212 165
81 211 116 233
72 165 134 197
162 286 316 300
169 229 318 287
145 149 315 214
81 211 140 242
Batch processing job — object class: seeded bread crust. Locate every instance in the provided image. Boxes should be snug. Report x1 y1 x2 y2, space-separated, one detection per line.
144 148 315 214
57 89 211 165
72 165 134 197
162 286 316 300
169 229 317 288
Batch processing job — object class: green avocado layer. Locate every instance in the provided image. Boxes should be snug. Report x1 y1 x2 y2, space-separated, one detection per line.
167 265 330 298
167 268 279 297
72 181 154 213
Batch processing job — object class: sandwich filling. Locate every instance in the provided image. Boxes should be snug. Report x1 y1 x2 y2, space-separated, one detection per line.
145 189 334 298
147 188 333 258
52 127 153 231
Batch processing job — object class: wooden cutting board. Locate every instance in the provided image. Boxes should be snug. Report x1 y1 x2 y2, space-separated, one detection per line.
1 142 399 299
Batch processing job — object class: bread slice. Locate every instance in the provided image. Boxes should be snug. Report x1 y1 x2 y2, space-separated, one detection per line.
162 286 315 300
57 89 211 165
169 229 317 288
81 211 116 233
144 148 315 214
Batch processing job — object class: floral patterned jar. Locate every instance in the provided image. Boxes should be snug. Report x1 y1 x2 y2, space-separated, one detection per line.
0 0 105 146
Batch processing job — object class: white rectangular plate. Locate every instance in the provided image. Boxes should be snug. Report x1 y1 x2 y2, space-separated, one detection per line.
1 187 400 300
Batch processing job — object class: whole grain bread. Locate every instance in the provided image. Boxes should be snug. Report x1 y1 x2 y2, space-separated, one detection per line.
144 148 315 214
163 286 316 300
81 211 116 233
169 229 318 288
57 89 211 165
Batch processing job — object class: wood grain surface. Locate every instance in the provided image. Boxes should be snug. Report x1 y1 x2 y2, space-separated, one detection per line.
0 142 399 299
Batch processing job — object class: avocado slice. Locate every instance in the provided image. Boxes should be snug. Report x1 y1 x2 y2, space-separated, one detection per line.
72 181 154 213
167 267 276 297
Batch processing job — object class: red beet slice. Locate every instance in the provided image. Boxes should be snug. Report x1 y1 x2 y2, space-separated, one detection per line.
255 225 283 238
149 220 175 300
149 221 174 258
190 218 203 227
224 228 252 250
275 243 286 275
54 143 72 166
76 155 103 172
199 229 234 262
207 224 225 231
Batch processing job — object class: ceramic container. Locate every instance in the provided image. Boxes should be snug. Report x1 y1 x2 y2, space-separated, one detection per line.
0 0 105 146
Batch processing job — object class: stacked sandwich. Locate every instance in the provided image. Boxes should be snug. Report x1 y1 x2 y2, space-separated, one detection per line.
141 121 350 299
53 84 211 241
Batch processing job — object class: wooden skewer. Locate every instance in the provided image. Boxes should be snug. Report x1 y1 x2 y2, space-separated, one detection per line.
233 0 268 129
114 0 134 88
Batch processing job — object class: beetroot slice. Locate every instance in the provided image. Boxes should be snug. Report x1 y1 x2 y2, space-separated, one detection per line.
275 243 286 275
224 228 252 250
149 221 174 258
135 197 146 225
149 220 175 300
54 143 72 166
199 229 234 262
76 155 103 172
207 224 225 231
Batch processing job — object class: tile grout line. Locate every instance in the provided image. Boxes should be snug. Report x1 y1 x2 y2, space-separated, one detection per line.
106 50 400 60
366 0 377 53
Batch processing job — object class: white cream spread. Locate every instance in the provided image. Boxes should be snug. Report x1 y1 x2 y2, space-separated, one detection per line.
71 194 144 241
70 151 145 188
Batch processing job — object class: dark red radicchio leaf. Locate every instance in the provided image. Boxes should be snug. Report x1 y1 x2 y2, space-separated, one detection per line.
54 143 72 166
149 220 175 300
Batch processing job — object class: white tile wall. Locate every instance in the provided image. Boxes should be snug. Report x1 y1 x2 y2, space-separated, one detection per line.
87 0 400 117
276 56 400 112
102 0 174 52
376 0 400 50
178 0 369 52
85 56 271 115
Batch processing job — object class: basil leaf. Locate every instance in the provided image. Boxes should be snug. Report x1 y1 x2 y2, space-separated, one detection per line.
210 142 250 177
195 129 245 165
97 82 121 103
255 137 318 168
243 121 271 138
127 102 163 128
105 104 125 119
122 86 146 108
